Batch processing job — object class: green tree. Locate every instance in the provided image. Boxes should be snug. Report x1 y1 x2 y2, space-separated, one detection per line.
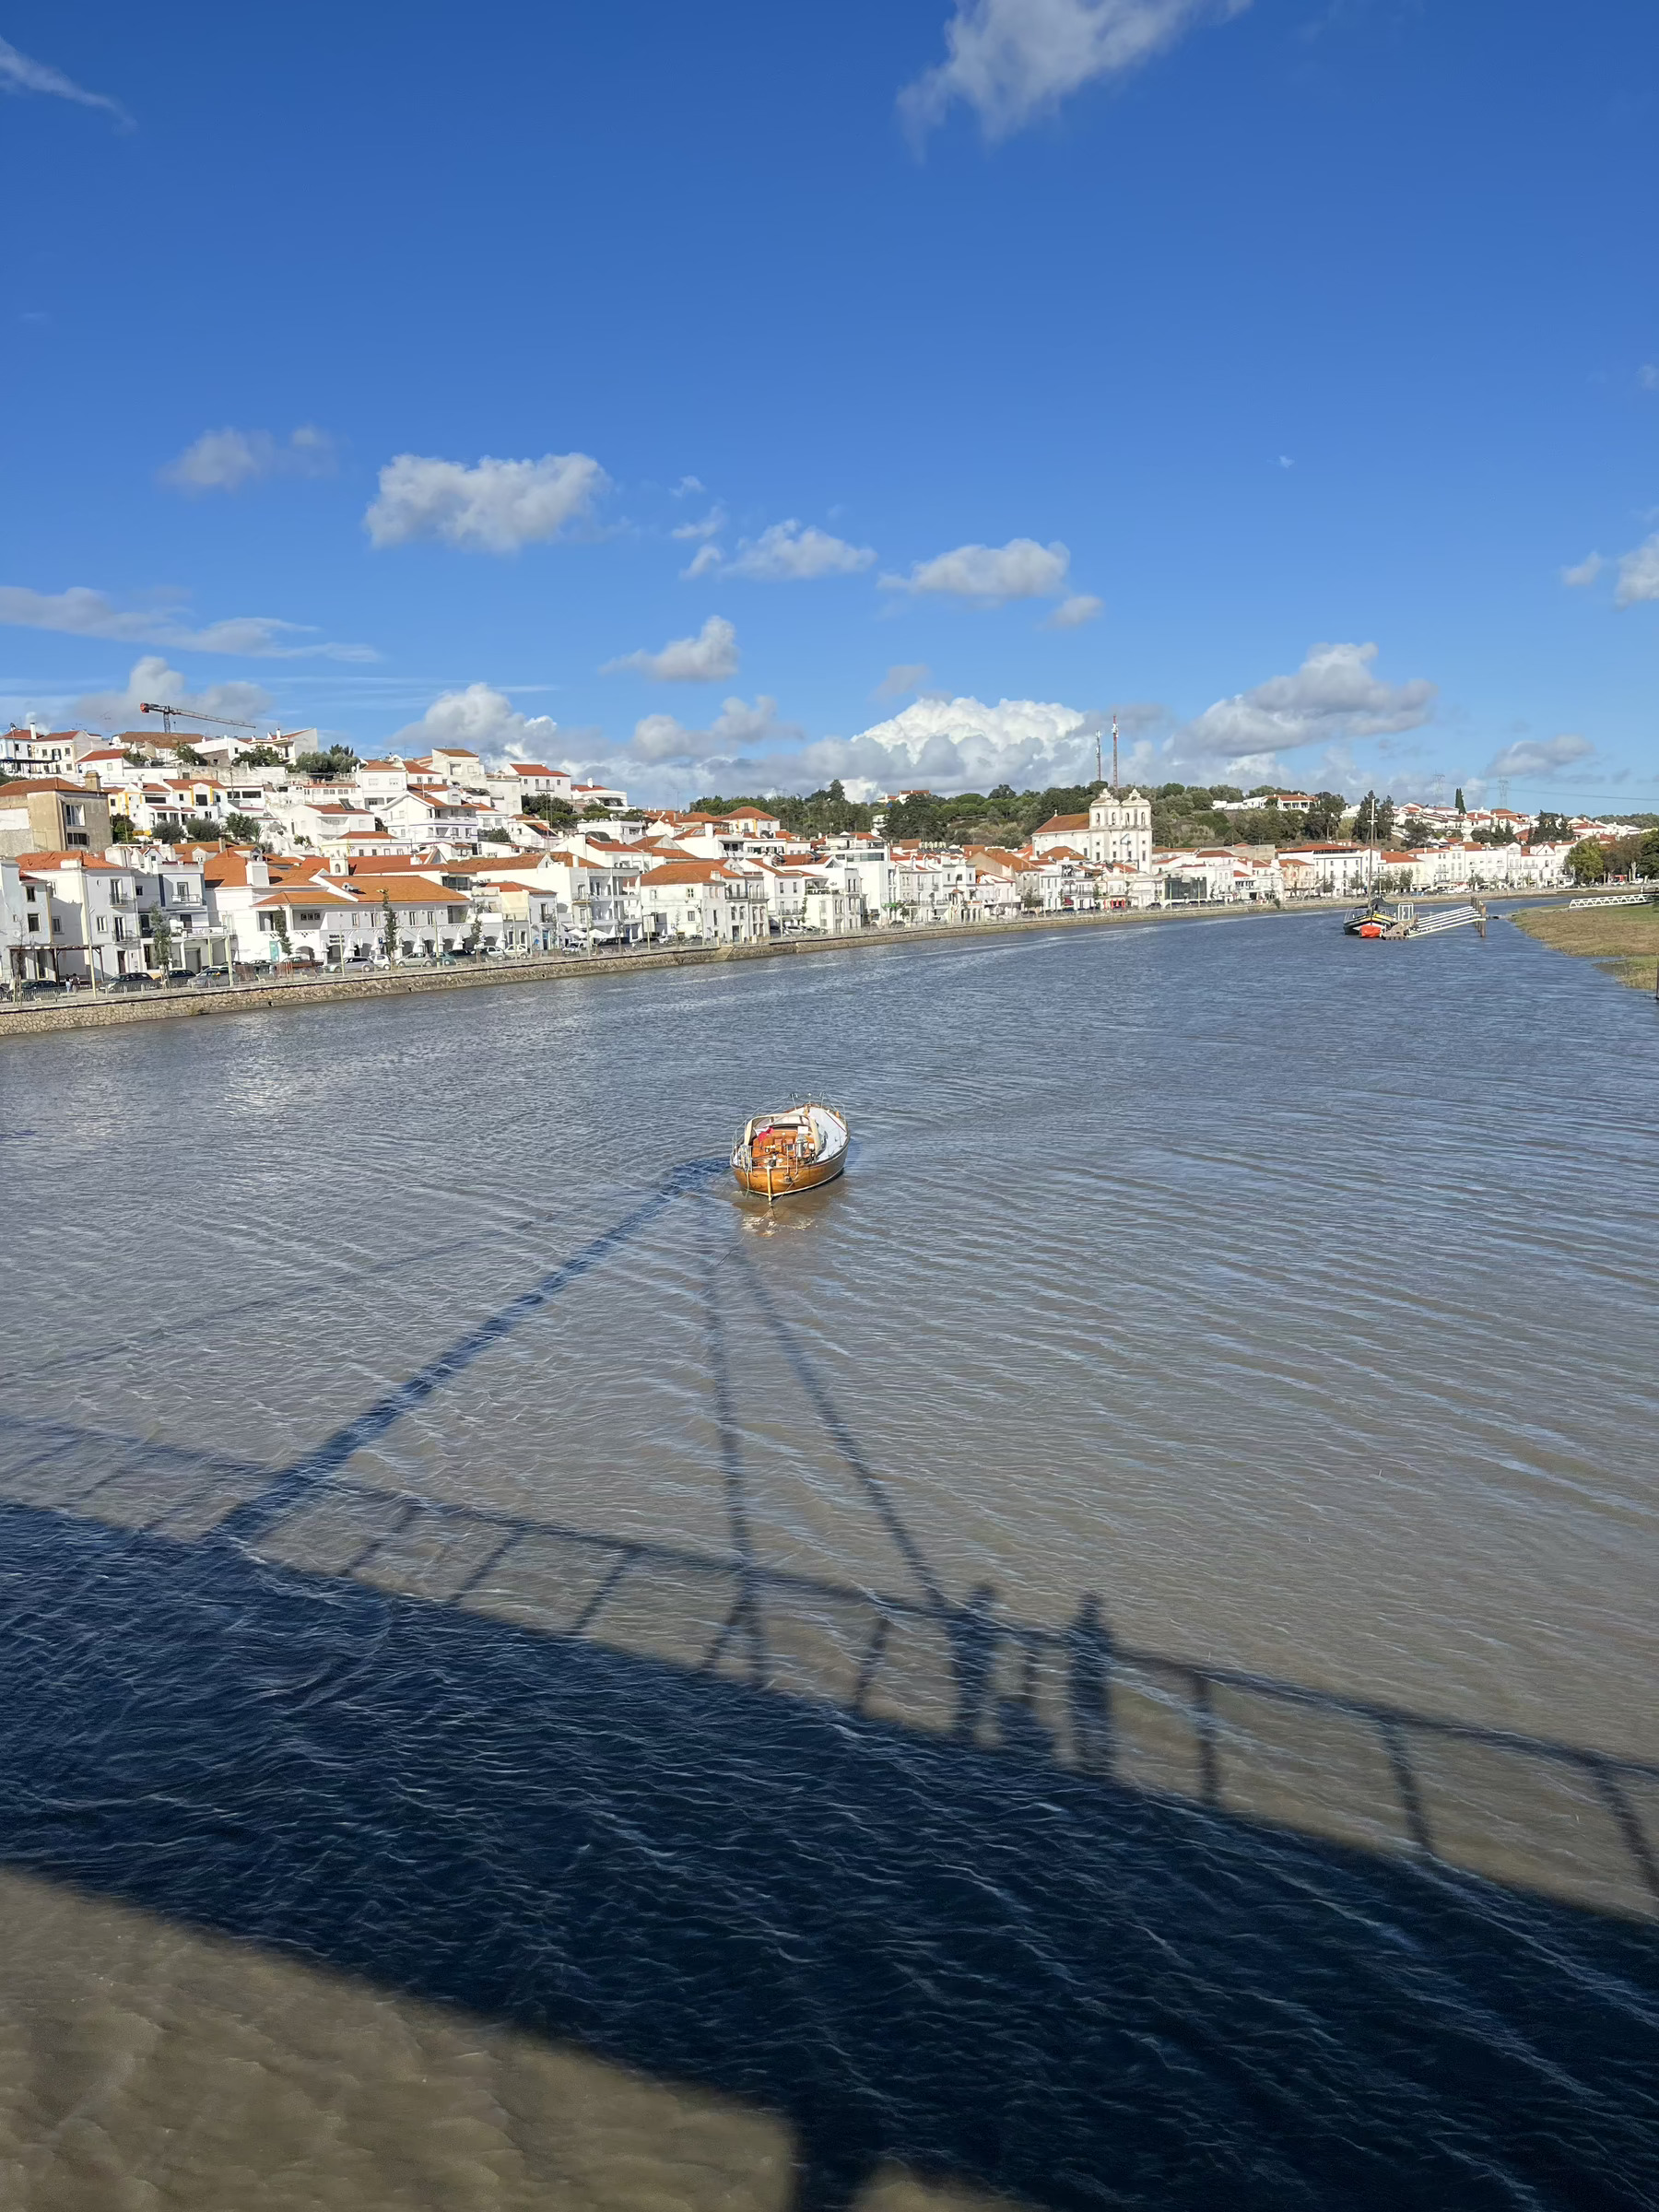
1636 827 1659 878
294 747 359 781
172 742 206 767
1376 794 1397 843
381 890 399 963
1533 811 1573 842
149 913 175 974
524 795 577 827
224 812 262 843
1566 838 1606 884
110 815 142 844
1353 791 1379 842
1303 791 1347 839
238 745 285 768
1454 787 1465 813
272 906 293 959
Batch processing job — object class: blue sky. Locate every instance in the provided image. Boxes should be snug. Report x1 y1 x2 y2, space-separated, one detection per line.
2 0 1655 806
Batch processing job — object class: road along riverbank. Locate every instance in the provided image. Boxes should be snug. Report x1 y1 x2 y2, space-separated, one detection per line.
0 888 1577 1043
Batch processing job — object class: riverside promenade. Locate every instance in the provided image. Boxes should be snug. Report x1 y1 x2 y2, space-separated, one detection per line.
0 891 1569 1043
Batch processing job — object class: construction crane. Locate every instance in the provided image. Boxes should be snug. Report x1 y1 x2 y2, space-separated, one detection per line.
138 700 258 736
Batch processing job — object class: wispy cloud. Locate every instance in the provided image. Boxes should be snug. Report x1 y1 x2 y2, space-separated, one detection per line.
629 695 799 764
1045 593 1103 629
601 615 740 683
159 425 337 494
365 451 609 553
875 663 932 700
1169 641 1435 779
1615 534 1659 609
1560 552 1603 588
0 34 132 127
900 0 1251 144
0 583 376 662
76 658 274 729
881 536 1071 605
689 519 877 583
1486 734 1594 780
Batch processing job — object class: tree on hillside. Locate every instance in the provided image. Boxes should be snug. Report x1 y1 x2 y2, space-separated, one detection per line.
1454 787 1465 813
1534 811 1573 842
1303 792 1347 839
1377 794 1397 843
294 747 359 782
239 745 285 768
224 812 262 844
1353 791 1379 842
381 889 399 963
1566 838 1606 884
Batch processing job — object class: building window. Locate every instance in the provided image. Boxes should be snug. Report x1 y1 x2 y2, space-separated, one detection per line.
27 914 39 934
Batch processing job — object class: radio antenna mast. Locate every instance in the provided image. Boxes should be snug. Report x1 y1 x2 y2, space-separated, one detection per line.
1112 712 1120 795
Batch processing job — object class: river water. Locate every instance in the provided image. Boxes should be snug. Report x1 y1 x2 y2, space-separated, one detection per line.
0 908 1654 2210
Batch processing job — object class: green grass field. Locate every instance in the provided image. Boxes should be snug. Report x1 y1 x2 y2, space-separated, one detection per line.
1513 901 1659 991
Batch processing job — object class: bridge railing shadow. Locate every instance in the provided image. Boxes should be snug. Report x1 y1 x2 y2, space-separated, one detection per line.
2 1166 1656 2206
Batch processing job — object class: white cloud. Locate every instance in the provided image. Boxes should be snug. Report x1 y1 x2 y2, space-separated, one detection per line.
602 615 740 683
391 683 566 761
881 537 1070 604
670 504 726 543
0 34 131 125
1487 734 1594 780
694 519 877 582
1046 593 1103 629
159 425 337 494
365 451 609 553
1277 454 1295 469
672 476 705 496
900 0 1250 143
1170 641 1435 779
875 663 932 699
0 583 375 661
629 695 799 764
75 657 274 729
1560 552 1604 588
1614 534 1659 608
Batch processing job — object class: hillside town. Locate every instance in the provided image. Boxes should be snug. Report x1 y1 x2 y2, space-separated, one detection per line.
0 720 1627 989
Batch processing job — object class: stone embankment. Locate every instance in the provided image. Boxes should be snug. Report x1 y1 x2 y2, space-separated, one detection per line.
0 891 1568 1042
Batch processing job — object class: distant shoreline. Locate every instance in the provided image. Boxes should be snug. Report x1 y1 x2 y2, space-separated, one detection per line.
0 888 1583 1044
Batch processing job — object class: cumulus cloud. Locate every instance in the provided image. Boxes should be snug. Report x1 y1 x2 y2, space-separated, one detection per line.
881 536 1071 604
365 451 609 553
602 615 739 683
1560 552 1604 588
900 0 1250 143
159 424 337 494
0 34 131 125
0 583 375 661
691 519 877 582
1614 534 1659 608
1486 734 1594 780
391 683 567 761
1170 641 1435 779
75 657 274 728
629 695 800 764
875 663 932 699
1046 592 1104 629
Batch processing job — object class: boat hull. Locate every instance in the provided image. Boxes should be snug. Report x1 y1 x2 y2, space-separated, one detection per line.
731 1152 846 1199
731 1102 849 1202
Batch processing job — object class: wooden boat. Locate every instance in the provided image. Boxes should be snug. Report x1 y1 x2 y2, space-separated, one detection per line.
731 1103 849 1201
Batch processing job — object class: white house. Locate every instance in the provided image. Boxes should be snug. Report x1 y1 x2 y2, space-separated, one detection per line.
637 858 768 943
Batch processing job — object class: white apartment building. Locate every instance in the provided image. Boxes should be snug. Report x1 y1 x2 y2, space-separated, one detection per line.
638 859 769 944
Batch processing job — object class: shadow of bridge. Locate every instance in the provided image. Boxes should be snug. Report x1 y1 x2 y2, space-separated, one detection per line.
1 1162 1655 2206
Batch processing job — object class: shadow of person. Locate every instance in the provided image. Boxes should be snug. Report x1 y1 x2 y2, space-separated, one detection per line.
1066 1594 1115 1778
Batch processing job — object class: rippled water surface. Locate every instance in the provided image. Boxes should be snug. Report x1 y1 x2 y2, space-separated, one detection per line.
0 911 1654 2209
